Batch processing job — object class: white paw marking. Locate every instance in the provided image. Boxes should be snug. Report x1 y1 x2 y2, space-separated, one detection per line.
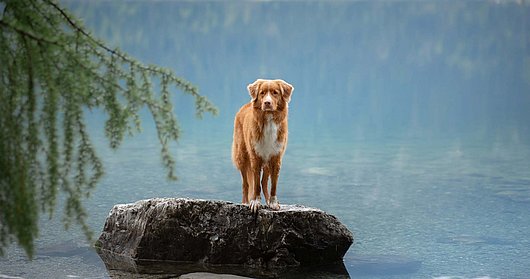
268 196 280 210
249 198 261 213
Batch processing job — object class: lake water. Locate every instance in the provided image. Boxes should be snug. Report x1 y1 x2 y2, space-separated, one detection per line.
1 1 530 278
1 136 530 278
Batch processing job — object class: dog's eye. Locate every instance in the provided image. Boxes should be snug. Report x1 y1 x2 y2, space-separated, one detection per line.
273 91 279 95
260 92 265 95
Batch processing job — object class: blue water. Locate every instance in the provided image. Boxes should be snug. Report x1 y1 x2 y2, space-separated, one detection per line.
2 1 530 278
2 135 529 278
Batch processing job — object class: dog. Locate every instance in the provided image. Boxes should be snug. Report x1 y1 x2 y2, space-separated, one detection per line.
232 79 294 212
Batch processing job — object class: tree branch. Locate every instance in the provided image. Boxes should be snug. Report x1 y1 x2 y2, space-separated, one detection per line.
43 0 177 78
44 0 217 116
43 0 116 53
0 19 58 45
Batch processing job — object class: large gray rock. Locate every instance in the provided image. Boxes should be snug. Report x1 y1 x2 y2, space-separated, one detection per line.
96 198 353 271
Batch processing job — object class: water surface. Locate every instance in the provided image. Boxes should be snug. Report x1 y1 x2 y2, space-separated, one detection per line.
1 1 530 278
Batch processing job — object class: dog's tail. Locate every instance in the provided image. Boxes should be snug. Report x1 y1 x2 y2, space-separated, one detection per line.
231 117 245 170
231 139 239 169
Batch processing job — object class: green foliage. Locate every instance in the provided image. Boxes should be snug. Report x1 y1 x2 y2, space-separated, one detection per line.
0 0 217 258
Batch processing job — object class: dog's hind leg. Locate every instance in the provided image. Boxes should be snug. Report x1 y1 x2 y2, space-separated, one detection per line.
241 171 248 204
240 168 249 204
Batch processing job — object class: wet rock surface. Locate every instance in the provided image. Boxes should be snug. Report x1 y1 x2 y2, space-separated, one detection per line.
96 198 353 271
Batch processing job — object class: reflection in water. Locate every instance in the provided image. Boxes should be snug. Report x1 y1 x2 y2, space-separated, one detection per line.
345 254 421 276
98 248 350 279
436 235 515 246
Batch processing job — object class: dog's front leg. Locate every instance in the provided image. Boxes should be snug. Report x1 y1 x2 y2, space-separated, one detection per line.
261 166 270 205
249 161 262 213
268 158 281 210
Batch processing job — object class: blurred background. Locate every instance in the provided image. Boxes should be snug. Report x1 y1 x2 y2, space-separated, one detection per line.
73 1 530 144
1 1 529 278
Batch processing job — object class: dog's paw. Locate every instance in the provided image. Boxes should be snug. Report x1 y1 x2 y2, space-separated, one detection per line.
249 198 261 213
268 196 280 211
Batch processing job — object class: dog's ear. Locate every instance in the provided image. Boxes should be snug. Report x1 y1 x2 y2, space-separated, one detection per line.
247 79 264 102
277 79 294 103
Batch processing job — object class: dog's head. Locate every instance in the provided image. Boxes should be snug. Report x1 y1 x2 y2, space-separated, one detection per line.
247 79 293 112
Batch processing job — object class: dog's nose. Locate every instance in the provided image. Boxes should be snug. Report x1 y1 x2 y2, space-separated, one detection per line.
264 101 271 106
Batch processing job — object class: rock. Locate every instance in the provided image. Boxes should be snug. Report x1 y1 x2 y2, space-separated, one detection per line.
96 198 353 271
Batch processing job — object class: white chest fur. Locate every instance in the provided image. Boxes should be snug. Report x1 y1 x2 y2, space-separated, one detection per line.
254 115 283 162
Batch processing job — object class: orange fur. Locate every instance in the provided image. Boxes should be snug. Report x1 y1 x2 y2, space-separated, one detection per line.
232 79 293 212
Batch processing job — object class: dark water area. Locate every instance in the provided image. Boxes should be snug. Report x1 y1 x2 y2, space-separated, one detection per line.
1 1 530 278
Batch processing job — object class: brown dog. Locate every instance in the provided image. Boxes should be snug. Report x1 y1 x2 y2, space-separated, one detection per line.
232 79 294 212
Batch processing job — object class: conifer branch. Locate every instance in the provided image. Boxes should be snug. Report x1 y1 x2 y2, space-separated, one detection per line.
0 0 217 258
0 19 58 45
43 0 185 81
